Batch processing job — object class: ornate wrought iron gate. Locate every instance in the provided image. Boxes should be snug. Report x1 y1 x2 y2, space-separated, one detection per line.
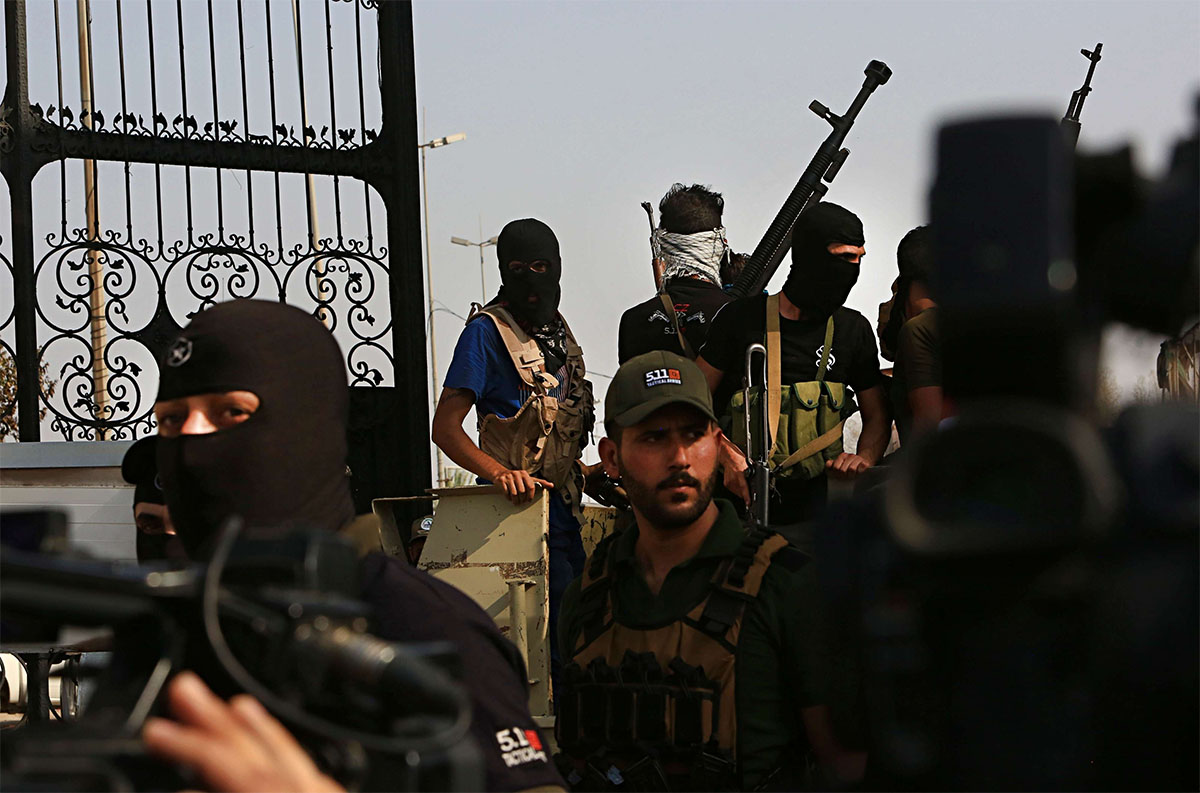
1 0 429 509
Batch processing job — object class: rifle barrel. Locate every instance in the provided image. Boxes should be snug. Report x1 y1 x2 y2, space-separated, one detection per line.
729 60 891 299
1061 43 1102 149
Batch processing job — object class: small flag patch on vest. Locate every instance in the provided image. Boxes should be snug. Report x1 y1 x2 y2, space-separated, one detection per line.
645 367 682 387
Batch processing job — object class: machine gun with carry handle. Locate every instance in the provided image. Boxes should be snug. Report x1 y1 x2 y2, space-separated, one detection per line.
1061 43 1103 149
728 60 891 299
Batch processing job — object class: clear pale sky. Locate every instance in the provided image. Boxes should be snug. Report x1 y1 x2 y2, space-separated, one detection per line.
4 0 1197 447
411 0 1199 432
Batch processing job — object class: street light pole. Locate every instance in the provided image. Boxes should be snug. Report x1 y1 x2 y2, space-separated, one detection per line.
291 0 331 328
450 235 499 304
418 115 466 487
77 0 108 437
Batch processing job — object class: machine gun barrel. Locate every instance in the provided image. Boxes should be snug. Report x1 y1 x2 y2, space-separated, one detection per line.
744 343 771 528
729 60 891 299
1061 43 1103 149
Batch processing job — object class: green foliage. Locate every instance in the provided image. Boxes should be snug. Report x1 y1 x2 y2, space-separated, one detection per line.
1131 374 1159 405
0 348 57 441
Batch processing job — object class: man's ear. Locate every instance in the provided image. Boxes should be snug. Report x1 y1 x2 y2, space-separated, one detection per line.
713 423 729 446
598 436 621 479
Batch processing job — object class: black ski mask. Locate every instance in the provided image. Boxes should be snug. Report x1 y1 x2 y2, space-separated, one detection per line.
155 300 354 560
495 218 568 369
122 435 164 511
782 202 865 317
122 435 185 564
496 218 562 328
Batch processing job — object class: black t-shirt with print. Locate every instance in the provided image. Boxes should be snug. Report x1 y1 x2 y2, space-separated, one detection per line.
360 553 566 792
699 293 883 410
618 277 733 363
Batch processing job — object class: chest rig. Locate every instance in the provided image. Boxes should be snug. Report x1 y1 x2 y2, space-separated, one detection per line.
555 525 798 791
729 294 849 481
469 304 595 515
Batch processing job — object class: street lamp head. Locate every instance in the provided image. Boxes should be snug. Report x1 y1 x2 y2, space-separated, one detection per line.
450 237 472 247
428 132 467 149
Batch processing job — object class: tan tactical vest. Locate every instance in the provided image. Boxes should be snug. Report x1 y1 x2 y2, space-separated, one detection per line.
556 526 794 787
469 305 594 515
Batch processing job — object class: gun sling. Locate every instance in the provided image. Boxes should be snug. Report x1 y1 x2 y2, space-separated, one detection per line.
659 292 695 359
764 294 842 473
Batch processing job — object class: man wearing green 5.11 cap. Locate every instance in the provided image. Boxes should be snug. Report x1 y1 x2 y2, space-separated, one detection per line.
553 351 864 791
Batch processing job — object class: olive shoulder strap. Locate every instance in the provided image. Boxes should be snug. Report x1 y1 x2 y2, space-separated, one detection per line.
659 290 695 359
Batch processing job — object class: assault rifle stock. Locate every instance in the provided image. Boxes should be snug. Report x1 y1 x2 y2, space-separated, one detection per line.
642 201 665 291
729 60 891 299
1061 43 1103 149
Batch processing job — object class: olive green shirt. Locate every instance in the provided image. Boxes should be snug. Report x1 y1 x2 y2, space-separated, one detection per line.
558 500 828 788
891 306 941 445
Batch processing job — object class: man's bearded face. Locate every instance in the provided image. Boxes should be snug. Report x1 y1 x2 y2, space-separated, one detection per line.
613 405 720 530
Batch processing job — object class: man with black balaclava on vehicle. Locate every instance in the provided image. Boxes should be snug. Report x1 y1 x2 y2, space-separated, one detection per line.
431 218 599 699
696 202 891 528
145 299 565 792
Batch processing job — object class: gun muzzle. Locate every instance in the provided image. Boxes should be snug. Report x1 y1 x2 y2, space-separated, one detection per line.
865 60 892 87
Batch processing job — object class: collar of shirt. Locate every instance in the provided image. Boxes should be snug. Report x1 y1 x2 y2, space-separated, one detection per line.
599 499 746 625
608 498 744 572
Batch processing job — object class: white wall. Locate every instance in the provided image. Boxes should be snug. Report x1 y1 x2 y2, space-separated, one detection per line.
1 441 137 561
1 480 136 561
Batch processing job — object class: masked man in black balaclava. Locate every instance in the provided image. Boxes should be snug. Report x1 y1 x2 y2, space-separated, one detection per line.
146 299 565 792
120 435 187 564
153 300 354 558
432 218 601 699
695 202 892 528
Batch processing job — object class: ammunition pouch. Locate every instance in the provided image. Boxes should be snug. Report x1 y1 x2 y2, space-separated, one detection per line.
728 295 848 481
557 652 723 754
555 651 738 791
478 389 559 475
730 380 847 480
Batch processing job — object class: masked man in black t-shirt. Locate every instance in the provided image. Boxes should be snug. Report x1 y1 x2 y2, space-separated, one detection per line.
617 184 737 363
695 203 891 524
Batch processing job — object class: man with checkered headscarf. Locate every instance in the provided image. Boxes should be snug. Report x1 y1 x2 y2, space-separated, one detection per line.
617 183 739 363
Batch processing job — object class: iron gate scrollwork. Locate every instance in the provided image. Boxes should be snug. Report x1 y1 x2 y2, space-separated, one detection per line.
1 0 429 504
